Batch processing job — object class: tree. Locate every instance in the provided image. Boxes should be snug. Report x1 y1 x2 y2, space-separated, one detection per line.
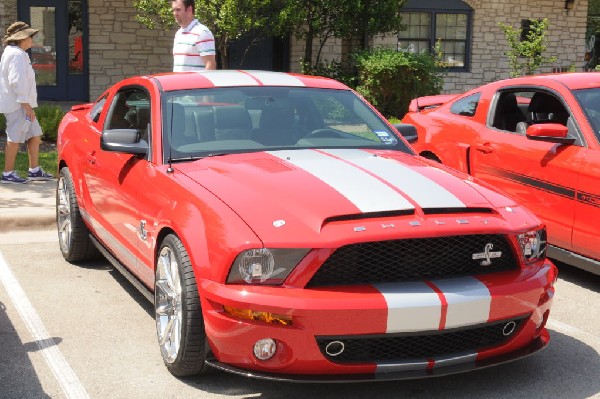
498 18 557 78
287 0 406 68
133 0 290 69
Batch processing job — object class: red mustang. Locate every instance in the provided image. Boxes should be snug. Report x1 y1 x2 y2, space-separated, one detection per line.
56 70 556 382
404 72 600 276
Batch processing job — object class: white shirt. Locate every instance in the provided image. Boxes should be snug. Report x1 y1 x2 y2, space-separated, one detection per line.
173 19 216 72
0 45 38 113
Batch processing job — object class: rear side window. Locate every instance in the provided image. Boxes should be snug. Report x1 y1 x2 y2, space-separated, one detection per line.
89 96 107 123
450 93 481 117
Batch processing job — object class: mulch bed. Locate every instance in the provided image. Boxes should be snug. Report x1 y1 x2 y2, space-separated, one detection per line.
0 131 57 153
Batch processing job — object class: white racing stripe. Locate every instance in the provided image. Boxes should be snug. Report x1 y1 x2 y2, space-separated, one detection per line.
432 277 491 329
374 282 441 333
374 277 492 333
0 251 90 399
433 352 477 368
269 149 414 212
246 71 305 86
199 70 259 86
322 149 465 209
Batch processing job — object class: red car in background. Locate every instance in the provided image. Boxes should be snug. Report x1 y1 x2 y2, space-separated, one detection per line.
56 70 556 382
404 72 600 276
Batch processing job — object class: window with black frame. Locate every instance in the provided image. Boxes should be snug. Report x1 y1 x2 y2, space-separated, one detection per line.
398 0 472 72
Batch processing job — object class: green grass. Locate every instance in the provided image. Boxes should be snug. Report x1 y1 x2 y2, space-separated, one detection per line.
0 149 58 178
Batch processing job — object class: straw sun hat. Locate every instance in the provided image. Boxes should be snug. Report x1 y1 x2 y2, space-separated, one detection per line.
3 21 38 46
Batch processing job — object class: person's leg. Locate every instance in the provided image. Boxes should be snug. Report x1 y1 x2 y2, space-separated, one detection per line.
1 110 28 183
3 109 27 172
25 118 53 180
3 141 20 172
26 135 41 169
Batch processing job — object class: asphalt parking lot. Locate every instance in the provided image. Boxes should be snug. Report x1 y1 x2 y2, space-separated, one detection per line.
0 229 599 399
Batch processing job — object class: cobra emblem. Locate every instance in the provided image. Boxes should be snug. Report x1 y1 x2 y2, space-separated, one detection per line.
472 243 502 266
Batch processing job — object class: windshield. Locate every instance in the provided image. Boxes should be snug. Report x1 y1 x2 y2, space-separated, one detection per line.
573 87 600 144
161 86 411 162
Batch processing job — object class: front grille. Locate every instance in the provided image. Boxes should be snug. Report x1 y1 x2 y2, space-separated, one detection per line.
316 316 528 363
307 234 517 287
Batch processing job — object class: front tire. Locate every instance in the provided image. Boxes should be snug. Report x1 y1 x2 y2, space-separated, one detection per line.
155 234 210 377
56 167 98 262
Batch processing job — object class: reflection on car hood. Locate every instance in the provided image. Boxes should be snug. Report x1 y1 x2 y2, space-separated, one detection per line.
177 149 518 243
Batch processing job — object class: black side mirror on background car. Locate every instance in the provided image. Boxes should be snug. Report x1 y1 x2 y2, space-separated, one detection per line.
525 123 576 145
392 123 418 144
101 129 148 155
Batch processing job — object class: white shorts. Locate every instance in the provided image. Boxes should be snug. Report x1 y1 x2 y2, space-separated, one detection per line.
4 107 43 144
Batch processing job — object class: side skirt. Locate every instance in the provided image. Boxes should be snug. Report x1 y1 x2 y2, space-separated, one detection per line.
90 234 154 303
548 245 600 276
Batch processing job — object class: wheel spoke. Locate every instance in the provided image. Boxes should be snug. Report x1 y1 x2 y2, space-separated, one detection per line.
155 244 183 363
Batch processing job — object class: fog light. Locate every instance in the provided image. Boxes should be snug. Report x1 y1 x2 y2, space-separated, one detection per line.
253 338 277 360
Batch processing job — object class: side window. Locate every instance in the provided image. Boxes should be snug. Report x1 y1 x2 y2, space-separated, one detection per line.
88 96 107 123
491 91 528 132
450 93 480 117
105 88 150 132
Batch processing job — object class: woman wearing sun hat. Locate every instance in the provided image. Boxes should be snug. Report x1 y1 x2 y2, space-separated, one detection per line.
0 21 53 183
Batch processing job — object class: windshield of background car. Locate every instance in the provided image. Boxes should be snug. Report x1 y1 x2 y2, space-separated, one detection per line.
573 87 600 143
161 86 410 162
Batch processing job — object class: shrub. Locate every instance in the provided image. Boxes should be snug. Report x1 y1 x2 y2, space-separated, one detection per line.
354 48 444 119
35 104 64 141
498 18 556 78
301 59 359 89
0 104 64 142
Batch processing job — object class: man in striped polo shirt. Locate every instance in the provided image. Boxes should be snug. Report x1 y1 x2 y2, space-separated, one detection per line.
171 0 217 71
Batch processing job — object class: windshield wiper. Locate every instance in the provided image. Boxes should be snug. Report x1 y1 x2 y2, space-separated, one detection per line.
169 153 229 162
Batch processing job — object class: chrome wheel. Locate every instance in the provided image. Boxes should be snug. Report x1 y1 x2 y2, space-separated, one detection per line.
57 176 72 254
155 245 183 363
55 167 98 262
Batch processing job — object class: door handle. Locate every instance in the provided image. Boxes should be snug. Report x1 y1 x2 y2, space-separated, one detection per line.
474 143 493 154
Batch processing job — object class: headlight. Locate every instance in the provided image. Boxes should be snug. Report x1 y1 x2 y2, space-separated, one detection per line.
227 248 309 285
517 228 547 264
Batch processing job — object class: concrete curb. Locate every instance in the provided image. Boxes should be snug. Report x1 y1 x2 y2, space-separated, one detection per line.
0 179 56 232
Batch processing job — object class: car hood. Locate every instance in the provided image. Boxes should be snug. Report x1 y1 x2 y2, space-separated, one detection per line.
176 149 518 244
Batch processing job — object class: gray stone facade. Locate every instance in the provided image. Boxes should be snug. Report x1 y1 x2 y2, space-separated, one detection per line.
291 0 589 93
0 0 590 100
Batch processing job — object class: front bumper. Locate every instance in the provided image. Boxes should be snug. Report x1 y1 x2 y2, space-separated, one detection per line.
204 331 549 382
199 260 556 380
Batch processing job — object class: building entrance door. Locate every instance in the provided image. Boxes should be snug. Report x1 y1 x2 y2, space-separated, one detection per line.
18 0 88 101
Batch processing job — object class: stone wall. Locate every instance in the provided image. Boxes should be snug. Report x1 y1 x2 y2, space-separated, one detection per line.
88 0 173 99
1 2 18 35
292 0 589 93
438 0 588 93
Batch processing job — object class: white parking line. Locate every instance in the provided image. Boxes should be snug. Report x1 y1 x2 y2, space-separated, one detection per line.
0 251 90 399
548 319 600 344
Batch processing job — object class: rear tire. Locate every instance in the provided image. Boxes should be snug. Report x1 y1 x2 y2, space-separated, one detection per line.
155 234 210 377
56 167 99 262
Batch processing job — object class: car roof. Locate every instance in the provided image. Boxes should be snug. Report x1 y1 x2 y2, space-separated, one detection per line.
144 70 350 92
492 72 600 91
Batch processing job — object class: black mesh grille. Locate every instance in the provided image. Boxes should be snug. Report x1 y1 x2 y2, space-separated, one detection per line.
307 234 518 287
316 316 527 363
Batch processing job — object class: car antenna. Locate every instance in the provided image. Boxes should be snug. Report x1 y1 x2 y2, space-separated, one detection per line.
167 100 174 174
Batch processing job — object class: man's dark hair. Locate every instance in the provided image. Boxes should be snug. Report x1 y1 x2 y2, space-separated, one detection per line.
183 0 195 12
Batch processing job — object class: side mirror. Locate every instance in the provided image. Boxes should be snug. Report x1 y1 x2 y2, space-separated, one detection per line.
526 123 575 144
101 129 148 155
392 123 418 144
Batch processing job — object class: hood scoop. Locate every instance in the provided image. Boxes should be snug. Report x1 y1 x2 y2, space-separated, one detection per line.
422 207 495 215
322 210 416 227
